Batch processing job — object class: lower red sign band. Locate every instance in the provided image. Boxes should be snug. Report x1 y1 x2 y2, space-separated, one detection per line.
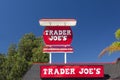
40 65 104 78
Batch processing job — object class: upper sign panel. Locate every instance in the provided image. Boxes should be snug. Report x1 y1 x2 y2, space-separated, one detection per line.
39 19 77 26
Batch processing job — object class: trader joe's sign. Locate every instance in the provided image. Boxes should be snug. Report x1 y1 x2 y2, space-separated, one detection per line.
40 65 104 78
43 26 73 45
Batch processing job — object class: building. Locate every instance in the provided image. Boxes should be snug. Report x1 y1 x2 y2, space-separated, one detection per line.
23 59 120 80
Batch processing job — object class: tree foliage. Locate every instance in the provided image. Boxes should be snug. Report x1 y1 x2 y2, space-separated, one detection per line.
108 29 120 54
99 29 120 57
115 29 120 40
18 33 36 61
108 41 120 53
0 53 6 79
31 37 49 62
8 44 17 56
0 33 49 80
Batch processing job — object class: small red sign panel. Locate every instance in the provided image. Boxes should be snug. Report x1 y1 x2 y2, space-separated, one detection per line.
43 26 73 45
43 45 73 53
40 65 104 78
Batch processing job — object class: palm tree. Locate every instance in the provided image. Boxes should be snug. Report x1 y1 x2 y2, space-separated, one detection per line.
99 29 120 58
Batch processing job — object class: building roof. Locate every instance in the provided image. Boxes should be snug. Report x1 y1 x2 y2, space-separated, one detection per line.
22 59 120 80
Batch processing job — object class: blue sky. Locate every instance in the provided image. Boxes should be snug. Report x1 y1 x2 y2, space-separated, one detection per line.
0 0 120 63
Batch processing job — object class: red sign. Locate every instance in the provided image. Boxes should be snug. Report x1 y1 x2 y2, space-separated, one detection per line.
43 45 73 53
43 26 73 45
40 65 104 78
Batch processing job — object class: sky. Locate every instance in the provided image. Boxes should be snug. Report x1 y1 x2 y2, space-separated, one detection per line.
0 0 120 63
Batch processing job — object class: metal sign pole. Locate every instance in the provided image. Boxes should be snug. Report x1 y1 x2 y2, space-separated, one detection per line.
64 53 67 64
49 53 52 64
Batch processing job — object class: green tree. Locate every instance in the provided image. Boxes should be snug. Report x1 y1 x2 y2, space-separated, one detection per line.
7 53 30 80
115 29 120 40
99 29 120 57
0 53 5 66
0 53 6 80
32 46 49 63
8 44 17 56
18 33 36 61
0 33 49 80
32 37 49 63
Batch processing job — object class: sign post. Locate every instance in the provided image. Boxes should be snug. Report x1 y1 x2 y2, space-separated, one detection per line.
39 19 77 64
49 52 52 64
64 52 67 64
